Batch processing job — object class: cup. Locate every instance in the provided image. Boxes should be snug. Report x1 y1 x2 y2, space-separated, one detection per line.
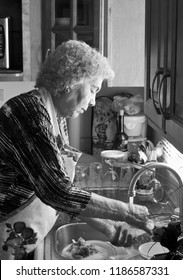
73 164 89 189
102 163 119 189
88 162 103 190
119 164 134 190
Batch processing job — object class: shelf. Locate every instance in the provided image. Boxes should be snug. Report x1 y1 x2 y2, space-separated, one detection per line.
52 25 70 33
0 71 23 81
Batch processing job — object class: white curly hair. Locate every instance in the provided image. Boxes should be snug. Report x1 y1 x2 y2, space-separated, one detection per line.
35 40 114 96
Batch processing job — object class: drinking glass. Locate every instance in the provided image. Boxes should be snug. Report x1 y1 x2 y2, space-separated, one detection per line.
119 164 134 190
88 162 103 190
73 164 89 189
102 159 119 189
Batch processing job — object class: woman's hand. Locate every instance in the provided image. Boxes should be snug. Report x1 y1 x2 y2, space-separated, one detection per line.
81 217 152 247
101 220 148 247
125 203 154 235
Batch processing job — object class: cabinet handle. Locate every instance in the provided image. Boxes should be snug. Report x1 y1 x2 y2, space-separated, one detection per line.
45 49 51 60
158 72 170 119
158 71 171 133
151 68 163 114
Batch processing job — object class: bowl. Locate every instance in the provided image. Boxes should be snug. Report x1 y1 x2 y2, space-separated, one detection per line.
139 242 169 259
101 150 127 162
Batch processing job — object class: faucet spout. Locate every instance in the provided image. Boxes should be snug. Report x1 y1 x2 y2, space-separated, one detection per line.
128 162 183 231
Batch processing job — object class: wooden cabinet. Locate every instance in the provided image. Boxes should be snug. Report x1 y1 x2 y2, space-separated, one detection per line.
144 0 183 152
42 0 102 59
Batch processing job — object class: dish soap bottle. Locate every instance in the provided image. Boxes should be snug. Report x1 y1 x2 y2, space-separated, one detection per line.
113 109 128 161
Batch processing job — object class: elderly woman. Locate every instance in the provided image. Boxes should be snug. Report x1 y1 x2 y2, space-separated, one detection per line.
0 40 153 260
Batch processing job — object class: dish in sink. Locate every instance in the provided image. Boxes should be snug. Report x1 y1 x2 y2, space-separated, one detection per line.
62 237 117 260
54 222 117 260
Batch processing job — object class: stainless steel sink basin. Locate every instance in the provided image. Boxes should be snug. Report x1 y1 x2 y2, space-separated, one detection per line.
45 222 110 260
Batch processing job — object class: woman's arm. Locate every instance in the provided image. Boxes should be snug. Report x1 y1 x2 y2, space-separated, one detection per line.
80 192 154 234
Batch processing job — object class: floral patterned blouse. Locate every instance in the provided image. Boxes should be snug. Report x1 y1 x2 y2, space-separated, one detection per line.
0 90 91 220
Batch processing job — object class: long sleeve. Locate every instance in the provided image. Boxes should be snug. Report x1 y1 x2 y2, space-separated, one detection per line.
0 92 91 218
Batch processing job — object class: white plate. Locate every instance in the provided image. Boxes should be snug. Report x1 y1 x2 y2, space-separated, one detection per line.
62 240 117 260
139 242 169 259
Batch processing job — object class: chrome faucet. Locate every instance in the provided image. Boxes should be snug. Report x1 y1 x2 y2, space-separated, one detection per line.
128 162 183 231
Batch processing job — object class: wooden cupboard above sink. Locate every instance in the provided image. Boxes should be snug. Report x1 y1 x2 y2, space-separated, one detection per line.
42 0 101 60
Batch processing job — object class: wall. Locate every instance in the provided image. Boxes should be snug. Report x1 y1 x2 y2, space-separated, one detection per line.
0 82 35 108
22 0 42 81
107 0 145 86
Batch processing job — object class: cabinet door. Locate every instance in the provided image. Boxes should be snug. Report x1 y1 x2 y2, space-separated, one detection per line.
145 0 183 152
173 0 183 121
165 0 183 152
144 0 173 132
42 0 101 59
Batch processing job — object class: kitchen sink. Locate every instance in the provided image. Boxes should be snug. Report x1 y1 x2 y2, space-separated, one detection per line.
44 220 151 260
42 186 173 260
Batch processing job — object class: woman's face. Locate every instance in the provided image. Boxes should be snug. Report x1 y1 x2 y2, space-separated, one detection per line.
53 76 103 118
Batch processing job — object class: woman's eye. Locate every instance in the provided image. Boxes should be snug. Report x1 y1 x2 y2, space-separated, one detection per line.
91 87 99 94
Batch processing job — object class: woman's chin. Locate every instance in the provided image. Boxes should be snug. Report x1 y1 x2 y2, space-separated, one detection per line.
70 113 79 118
70 111 81 118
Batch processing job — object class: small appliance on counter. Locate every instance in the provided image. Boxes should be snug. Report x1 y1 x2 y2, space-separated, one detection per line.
0 14 23 81
0 17 11 69
124 114 147 138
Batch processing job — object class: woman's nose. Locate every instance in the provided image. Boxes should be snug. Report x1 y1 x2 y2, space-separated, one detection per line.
89 96 96 107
